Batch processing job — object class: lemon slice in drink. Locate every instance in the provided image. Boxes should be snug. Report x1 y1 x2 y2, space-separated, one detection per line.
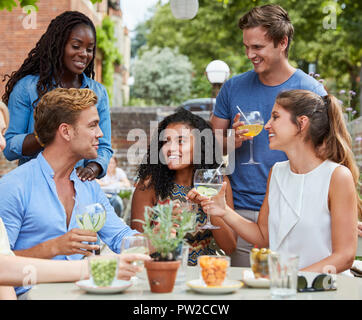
122 246 148 254
93 211 106 232
82 212 94 230
196 186 218 197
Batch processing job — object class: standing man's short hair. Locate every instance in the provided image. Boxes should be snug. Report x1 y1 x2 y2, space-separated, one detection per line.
34 88 98 147
238 4 294 57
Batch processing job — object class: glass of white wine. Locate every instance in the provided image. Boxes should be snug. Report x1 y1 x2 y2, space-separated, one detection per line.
237 108 264 165
120 236 149 266
120 236 149 282
193 169 223 230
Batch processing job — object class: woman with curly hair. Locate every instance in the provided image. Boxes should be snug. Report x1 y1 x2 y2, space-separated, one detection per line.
131 108 236 265
2 11 112 181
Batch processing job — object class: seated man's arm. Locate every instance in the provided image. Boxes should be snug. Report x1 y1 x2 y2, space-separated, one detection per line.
14 229 99 259
0 176 100 259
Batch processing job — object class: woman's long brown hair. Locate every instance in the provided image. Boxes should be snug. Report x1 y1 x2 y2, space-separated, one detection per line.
276 89 361 218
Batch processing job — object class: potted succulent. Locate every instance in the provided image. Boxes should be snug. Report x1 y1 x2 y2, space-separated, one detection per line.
141 201 196 293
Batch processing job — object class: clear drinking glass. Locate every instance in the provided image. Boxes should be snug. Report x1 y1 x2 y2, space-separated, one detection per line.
237 109 264 165
120 236 149 282
175 243 190 285
76 203 106 255
120 236 149 265
268 252 299 299
193 169 223 230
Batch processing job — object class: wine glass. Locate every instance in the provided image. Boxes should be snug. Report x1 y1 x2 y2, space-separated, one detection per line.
121 236 149 260
76 202 106 255
120 236 149 282
237 108 264 165
193 169 223 230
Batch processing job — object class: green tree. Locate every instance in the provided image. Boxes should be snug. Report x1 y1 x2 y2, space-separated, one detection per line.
131 22 148 58
0 0 38 10
132 47 193 106
96 16 122 105
141 0 361 110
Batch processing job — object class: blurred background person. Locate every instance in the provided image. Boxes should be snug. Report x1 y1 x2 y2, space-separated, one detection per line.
97 156 131 218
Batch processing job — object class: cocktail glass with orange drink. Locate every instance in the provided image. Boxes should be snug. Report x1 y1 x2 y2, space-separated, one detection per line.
236 107 264 165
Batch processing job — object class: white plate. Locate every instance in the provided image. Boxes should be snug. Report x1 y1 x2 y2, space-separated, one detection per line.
186 279 242 294
242 276 270 288
75 279 132 294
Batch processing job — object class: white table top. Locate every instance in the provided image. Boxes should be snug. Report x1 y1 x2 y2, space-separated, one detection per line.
27 266 362 300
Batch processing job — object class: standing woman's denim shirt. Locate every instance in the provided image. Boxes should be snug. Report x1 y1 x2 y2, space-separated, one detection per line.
3 73 113 178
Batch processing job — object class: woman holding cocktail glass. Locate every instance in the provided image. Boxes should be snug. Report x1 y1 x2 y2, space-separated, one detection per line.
189 90 360 274
131 108 236 265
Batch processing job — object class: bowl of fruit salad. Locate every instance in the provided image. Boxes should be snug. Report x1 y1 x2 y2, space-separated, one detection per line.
198 255 230 286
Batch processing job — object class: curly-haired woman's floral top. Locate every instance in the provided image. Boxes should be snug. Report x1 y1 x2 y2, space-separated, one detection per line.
157 183 220 266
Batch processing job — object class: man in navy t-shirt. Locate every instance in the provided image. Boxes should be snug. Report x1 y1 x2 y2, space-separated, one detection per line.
211 4 327 267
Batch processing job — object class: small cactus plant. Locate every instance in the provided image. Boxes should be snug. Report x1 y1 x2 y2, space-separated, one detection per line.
142 201 196 261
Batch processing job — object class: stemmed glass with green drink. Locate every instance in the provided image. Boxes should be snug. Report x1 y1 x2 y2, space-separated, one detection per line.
236 106 264 165
193 168 223 230
76 202 106 255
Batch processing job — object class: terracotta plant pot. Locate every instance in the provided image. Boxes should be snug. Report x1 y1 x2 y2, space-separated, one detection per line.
144 259 181 293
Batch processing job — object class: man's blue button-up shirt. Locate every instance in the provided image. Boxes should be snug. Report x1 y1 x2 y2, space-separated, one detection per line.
3 73 113 178
0 153 138 295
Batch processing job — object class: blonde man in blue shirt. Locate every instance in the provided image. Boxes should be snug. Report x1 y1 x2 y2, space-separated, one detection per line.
0 89 146 298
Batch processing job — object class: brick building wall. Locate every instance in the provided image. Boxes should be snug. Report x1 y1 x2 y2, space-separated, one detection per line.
109 107 213 180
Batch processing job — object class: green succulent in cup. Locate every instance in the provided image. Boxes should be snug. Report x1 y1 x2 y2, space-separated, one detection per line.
141 201 196 261
76 207 106 232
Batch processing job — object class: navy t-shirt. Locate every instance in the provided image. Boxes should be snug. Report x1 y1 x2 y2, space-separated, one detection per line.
214 69 327 211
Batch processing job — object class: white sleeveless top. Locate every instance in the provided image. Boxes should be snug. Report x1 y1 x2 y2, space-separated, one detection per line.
268 160 339 269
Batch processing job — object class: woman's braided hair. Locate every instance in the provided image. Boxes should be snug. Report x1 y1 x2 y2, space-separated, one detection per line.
2 11 96 106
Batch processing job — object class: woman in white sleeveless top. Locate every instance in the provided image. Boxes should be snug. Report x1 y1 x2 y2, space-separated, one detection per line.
189 89 360 273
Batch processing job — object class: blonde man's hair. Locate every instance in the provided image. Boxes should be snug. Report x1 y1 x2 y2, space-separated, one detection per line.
0 101 9 127
34 88 98 146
